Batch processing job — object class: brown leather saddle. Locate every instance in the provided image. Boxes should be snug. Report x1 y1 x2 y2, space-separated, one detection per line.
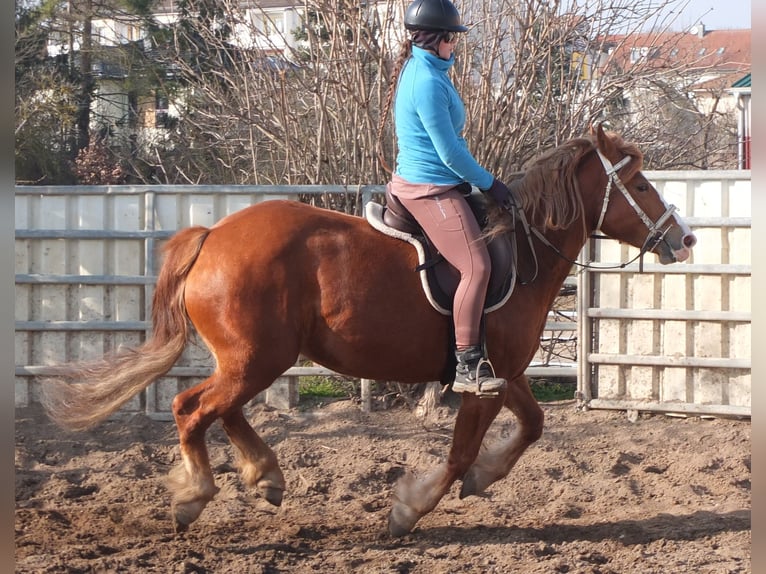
367 183 517 315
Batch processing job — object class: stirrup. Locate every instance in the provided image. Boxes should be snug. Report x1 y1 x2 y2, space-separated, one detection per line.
452 357 507 397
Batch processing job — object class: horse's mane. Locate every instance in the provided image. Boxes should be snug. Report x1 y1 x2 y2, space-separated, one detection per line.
485 131 644 237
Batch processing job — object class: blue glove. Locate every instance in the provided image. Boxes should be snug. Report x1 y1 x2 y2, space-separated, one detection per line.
483 178 512 210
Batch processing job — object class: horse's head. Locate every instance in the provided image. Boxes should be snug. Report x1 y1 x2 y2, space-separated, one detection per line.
589 124 696 264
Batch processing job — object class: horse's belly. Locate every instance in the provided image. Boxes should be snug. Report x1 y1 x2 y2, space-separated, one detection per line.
301 292 451 383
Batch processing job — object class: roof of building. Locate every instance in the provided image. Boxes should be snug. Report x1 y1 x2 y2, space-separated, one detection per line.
732 73 751 88
602 26 750 76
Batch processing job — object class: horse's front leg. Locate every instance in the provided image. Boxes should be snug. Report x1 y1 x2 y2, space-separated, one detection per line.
388 392 505 536
460 374 544 498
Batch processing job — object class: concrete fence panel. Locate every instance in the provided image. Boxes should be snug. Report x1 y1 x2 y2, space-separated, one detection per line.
16 174 750 418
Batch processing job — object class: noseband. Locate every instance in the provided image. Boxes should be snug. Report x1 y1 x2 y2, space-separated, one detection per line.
594 150 679 271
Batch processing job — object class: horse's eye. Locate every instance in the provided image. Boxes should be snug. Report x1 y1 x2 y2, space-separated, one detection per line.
636 183 649 192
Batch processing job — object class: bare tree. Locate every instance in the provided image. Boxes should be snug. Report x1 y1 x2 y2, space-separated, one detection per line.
15 0 162 184
453 0 740 174
17 0 744 184
142 0 394 194
147 0 736 185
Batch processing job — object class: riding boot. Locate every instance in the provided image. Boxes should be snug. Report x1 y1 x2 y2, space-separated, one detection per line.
452 346 507 395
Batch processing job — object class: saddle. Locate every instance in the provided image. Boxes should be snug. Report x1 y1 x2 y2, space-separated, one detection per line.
365 183 517 316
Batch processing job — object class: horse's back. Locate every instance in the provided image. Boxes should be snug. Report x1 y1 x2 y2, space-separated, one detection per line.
212 199 358 233
195 200 361 267
186 200 375 301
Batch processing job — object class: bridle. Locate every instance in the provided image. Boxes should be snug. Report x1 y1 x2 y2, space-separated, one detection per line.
512 147 681 283
594 149 678 270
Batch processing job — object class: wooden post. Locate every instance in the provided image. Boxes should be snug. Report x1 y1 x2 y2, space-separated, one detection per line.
360 378 372 412
267 375 299 409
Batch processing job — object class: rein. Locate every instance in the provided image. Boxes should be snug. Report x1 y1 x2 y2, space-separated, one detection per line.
512 147 679 282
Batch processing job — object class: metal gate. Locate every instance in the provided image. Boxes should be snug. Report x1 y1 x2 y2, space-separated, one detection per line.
15 174 750 418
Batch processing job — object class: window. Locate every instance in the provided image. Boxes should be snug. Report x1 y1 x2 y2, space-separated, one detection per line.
629 46 658 64
125 24 140 42
155 93 170 129
128 92 138 127
251 11 283 37
93 22 108 45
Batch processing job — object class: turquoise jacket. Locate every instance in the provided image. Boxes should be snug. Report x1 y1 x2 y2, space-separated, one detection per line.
394 46 493 190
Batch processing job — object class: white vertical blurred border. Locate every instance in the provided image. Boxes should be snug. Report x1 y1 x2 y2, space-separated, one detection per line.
2 0 14 567
752 2 764 570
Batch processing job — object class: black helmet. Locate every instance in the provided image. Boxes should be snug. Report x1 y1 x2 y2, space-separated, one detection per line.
404 0 468 32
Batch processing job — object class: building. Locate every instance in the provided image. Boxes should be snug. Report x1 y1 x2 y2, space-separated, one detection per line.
599 23 750 168
152 0 305 54
730 73 751 169
602 23 750 84
45 1 401 143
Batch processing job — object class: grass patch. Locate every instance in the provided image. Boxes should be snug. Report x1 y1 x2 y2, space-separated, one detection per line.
529 379 576 402
299 376 350 398
297 376 357 411
297 375 575 405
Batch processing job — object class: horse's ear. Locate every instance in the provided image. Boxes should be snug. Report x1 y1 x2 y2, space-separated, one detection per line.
593 122 614 156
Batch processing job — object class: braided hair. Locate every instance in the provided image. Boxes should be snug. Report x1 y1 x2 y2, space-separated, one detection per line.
376 38 413 174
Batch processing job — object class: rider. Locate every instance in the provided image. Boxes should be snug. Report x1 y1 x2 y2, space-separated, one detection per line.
387 0 512 395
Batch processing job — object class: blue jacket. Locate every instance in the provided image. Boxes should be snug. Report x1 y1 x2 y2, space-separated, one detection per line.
394 46 493 190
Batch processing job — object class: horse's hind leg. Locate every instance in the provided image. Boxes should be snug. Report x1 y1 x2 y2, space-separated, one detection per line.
459 374 544 498
221 408 285 507
169 375 226 531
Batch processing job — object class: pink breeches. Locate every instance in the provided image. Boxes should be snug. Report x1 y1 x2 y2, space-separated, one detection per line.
395 188 490 348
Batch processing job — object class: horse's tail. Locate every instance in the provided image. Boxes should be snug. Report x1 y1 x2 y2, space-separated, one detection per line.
40 226 212 431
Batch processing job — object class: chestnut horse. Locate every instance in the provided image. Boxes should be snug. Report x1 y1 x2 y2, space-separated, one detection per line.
41 125 696 536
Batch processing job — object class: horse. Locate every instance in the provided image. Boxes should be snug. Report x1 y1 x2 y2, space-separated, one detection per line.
41 124 696 536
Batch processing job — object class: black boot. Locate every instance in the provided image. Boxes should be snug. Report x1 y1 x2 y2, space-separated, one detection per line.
453 346 507 395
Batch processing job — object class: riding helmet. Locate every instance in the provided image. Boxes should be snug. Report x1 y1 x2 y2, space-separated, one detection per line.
403 0 468 32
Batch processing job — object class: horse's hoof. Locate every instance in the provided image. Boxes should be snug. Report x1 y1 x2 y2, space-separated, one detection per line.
172 507 194 533
259 485 284 507
459 471 478 499
171 495 213 531
174 518 189 534
388 503 420 537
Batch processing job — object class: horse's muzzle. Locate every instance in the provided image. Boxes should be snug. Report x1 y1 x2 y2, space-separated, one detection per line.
672 231 697 262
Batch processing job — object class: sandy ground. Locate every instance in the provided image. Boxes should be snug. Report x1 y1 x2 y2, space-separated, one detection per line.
15 395 750 573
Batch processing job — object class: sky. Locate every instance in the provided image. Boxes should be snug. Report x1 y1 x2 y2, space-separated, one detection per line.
660 0 752 30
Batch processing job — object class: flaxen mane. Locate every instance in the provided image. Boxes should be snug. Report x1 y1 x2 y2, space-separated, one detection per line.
484 132 644 238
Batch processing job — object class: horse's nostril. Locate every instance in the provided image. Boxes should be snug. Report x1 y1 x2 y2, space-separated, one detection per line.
683 234 697 248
